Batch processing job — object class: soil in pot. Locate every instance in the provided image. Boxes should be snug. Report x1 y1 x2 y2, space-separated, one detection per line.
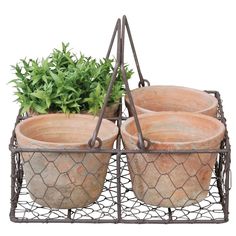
121 112 225 207
15 114 118 209
125 85 218 117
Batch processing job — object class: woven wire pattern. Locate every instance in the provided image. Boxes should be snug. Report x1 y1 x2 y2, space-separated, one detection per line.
9 91 231 223
11 152 118 222
120 151 227 222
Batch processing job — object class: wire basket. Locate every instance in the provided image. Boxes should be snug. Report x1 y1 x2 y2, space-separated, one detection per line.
9 16 231 223
9 91 231 223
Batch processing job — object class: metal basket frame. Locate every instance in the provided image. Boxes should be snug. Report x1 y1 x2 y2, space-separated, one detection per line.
9 16 231 223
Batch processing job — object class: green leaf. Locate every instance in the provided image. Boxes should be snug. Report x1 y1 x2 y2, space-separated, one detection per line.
64 86 77 93
32 76 41 85
21 102 32 114
14 81 26 90
31 90 46 100
8 79 19 85
9 42 133 115
46 97 51 108
20 59 29 69
33 104 47 114
95 83 101 96
49 71 62 87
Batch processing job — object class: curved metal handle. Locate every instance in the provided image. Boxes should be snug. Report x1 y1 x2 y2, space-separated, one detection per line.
121 16 149 149
88 19 121 148
122 15 150 88
88 16 150 150
120 63 148 150
88 61 120 148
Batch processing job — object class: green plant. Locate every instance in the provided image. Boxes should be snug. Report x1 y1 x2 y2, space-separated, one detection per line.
10 43 133 115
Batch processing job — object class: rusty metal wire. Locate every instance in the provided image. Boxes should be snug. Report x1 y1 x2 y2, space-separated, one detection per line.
120 149 229 223
9 92 231 223
9 15 231 223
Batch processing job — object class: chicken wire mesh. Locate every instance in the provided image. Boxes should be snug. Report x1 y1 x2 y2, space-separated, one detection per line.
10 151 119 223
9 91 231 223
120 149 229 223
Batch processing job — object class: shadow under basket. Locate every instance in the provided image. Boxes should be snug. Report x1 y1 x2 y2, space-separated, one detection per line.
9 91 231 223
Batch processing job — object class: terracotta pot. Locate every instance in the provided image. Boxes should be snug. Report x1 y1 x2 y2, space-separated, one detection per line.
121 112 225 207
15 114 118 209
100 102 120 119
81 103 120 121
27 103 120 120
125 86 218 117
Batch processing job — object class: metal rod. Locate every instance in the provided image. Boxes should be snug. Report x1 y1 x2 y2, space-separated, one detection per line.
122 15 145 86
106 19 120 59
116 104 122 222
214 91 231 222
10 218 119 223
224 151 231 222
88 20 121 148
120 64 146 149
168 208 172 221
10 152 17 220
9 111 22 150
216 145 224 204
10 147 229 154
88 63 120 147
215 91 231 150
67 209 72 219
119 219 227 224
11 218 227 224
120 17 146 149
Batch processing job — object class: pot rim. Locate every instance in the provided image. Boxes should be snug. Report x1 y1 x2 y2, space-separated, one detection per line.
121 111 225 148
15 113 118 147
125 85 218 114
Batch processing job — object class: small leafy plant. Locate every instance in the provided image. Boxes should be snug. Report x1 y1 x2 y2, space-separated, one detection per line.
10 43 133 115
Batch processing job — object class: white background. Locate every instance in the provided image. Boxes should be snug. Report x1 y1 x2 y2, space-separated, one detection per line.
0 0 235 235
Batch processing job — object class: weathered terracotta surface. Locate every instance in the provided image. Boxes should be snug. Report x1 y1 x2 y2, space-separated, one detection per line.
100 103 120 119
125 86 218 117
81 103 120 122
121 112 225 207
28 103 120 120
15 114 118 209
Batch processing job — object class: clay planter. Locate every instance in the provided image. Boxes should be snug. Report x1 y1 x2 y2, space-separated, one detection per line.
121 112 225 207
15 114 118 209
81 103 120 122
125 86 218 117
100 102 120 119
27 103 120 121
